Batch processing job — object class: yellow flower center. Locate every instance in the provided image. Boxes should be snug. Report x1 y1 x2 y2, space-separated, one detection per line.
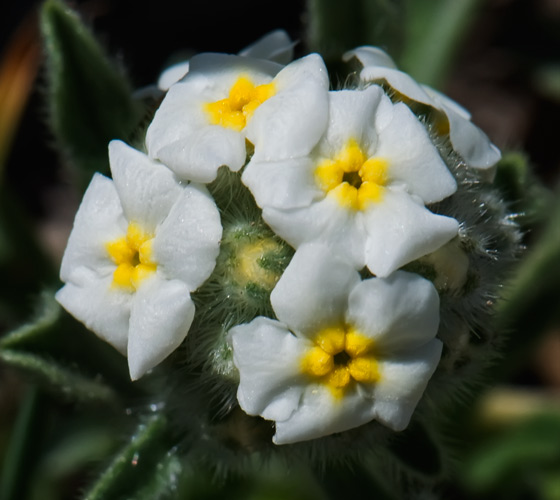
205 76 276 131
106 223 156 291
315 139 389 211
300 324 381 398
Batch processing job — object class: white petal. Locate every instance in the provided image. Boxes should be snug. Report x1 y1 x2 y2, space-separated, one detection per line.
242 156 322 209
363 190 459 277
157 61 190 91
422 85 471 119
262 196 367 268
239 29 295 65
147 55 281 180
372 339 442 431
60 173 125 283
146 80 209 158
56 270 130 354
423 85 501 174
127 276 195 380
153 184 222 290
343 46 398 69
347 271 440 352
375 100 457 203
247 54 329 161
273 384 377 444
446 106 501 173
156 127 247 183
187 52 281 80
317 87 383 157
109 141 183 232
360 65 437 108
270 243 360 336
230 317 308 421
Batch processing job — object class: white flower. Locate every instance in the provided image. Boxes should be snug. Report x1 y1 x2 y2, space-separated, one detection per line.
157 30 295 91
146 52 329 183
229 244 443 444
56 141 222 380
344 46 501 177
243 85 459 277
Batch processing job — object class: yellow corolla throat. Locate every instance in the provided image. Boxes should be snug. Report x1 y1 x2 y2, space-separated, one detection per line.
300 324 381 398
106 223 156 291
205 76 276 131
314 139 389 211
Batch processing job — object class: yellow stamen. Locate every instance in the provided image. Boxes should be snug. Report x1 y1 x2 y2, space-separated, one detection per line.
205 76 275 131
348 357 380 384
315 159 343 192
112 263 135 289
300 323 382 399
314 326 346 355
301 347 334 377
314 139 389 211
331 183 359 211
345 329 375 357
106 223 156 291
326 366 351 388
106 238 135 265
360 157 388 185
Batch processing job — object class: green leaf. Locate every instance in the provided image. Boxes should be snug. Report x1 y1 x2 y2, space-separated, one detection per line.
0 349 118 405
399 0 482 87
82 413 174 500
0 190 57 328
41 0 143 188
127 451 183 500
1 290 133 397
0 387 41 500
464 414 560 494
27 424 121 500
306 0 405 66
0 290 60 350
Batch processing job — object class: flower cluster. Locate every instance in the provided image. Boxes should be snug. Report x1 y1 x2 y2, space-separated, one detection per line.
57 32 513 449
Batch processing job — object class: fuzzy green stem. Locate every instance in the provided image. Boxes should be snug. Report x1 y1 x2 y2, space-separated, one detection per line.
0 350 118 405
82 414 168 500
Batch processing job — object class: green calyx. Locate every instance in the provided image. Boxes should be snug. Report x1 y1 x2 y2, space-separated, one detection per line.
217 222 292 316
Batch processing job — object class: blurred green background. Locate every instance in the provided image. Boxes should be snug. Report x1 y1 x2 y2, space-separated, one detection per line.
1 0 560 498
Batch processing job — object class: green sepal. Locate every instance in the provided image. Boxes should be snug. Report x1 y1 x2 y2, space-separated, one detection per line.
494 187 560 368
82 413 176 500
493 150 553 227
41 0 143 188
